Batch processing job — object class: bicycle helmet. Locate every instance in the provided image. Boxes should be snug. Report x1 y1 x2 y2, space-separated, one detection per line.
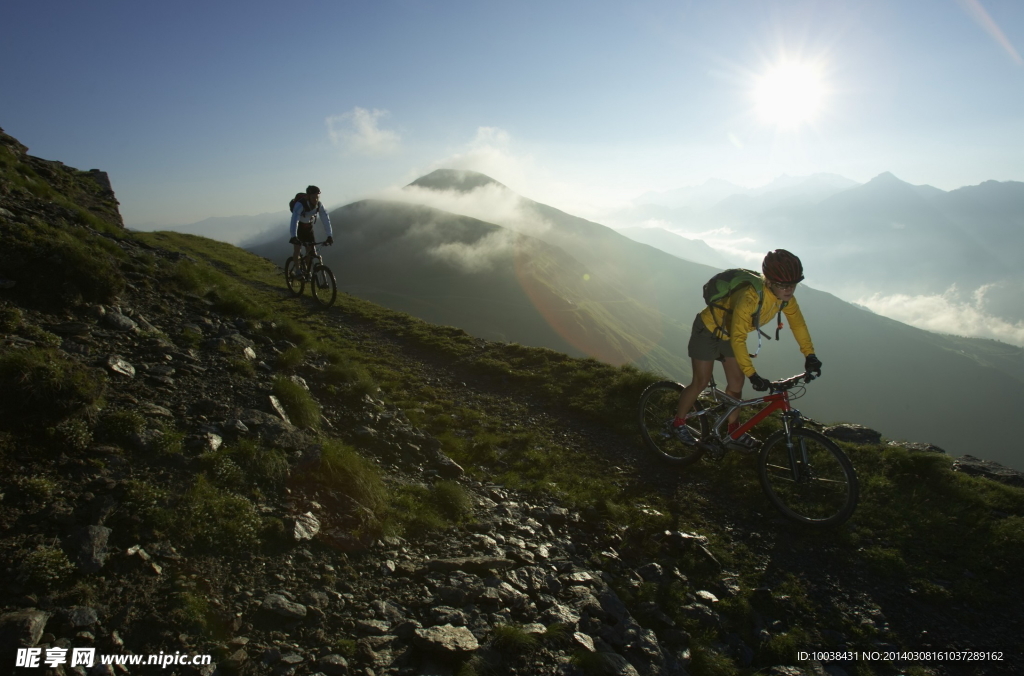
306 185 321 195
762 249 805 284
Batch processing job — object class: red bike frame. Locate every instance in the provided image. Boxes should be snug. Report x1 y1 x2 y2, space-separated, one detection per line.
727 390 792 440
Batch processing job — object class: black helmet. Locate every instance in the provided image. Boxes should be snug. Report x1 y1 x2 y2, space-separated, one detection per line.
762 249 805 284
306 185 321 195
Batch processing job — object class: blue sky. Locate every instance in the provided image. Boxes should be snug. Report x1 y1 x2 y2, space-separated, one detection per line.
2 0 1022 226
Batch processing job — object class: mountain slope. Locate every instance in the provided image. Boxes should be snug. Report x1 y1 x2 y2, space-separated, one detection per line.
615 226 733 268
2 127 1023 675
248 199 690 377
349 169 1024 470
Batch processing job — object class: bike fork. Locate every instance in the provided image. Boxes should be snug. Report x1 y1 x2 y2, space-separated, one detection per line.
782 418 807 482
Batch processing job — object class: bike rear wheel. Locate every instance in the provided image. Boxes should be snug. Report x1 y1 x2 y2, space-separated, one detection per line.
284 257 304 296
758 428 859 526
638 381 710 466
310 264 337 308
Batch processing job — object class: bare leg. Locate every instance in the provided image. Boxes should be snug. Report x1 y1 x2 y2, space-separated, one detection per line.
675 358 715 419
722 357 746 427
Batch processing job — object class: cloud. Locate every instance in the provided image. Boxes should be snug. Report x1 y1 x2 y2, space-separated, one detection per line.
857 284 1024 347
957 0 1023 66
425 228 518 274
407 126 636 222
427 126 530 187
326 108 401 155
378 180 555 240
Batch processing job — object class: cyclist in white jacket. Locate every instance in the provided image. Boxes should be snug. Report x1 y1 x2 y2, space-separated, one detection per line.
289 185 334 270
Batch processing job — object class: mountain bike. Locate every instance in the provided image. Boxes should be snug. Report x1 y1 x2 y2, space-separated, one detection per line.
285 241 337 309
638 372 859 527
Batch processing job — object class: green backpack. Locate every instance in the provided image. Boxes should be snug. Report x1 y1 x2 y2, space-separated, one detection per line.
701 268 786 355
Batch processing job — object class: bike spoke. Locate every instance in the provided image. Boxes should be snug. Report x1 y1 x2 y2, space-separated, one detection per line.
638 382 709 466
759 429 858 526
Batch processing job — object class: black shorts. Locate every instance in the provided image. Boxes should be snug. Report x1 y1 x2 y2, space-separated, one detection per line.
296 223 315 244
687 313 735 362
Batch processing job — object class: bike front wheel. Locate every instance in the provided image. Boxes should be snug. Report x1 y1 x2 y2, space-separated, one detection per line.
284 257 304 297
310 264 337 308
758 428 859 527
638 381 710 467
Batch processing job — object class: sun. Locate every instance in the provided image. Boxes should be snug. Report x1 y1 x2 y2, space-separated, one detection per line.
753 61 824 129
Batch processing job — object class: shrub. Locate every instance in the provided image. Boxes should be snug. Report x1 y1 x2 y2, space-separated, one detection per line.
226 358 256 377
230 439 289 491
49 418 93 452
491 624 539 655
430 480 474 522
175 476 261 552
96 410 146 445
1 226 126 306
0 348 106 429
0 306 24 332
325 361 377 396
272 376 321 429
200 451 246 490
120 479 171 530
169 591 212 633
150 430 184 456
276 347 305 370
20 545 75 588
317 440 389 515
19 476 58 501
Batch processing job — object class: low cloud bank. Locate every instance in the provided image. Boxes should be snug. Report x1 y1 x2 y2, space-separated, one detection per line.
425 228 517 274
377 182 555 240
858 284 1024 346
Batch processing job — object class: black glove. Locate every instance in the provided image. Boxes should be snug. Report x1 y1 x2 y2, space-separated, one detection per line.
325 236 334 246
749 373 770 392
804 353 822 376
289 237 300 245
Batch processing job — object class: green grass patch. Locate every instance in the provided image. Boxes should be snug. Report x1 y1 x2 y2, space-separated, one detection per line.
19 545 75 589
174 475 261 552
272 376 321 428
490 624 539 655
387 479 474 535
313 440 390 526
96 409 146 445
0 347 106 429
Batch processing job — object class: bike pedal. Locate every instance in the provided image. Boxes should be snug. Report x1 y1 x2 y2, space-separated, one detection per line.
725 440 761 454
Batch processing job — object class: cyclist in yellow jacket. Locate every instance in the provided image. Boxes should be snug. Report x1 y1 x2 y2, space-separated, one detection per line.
672 249 822 450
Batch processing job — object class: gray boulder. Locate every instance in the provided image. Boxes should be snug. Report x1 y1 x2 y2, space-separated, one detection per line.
261 594 307 619
953 455 1024 487
72 525 112 574
413 624 479 656
318 654 349 675
824 424 882 444
0 609 49 651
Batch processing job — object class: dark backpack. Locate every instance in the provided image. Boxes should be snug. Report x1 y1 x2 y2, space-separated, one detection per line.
702 268 786 353
289 193 318 225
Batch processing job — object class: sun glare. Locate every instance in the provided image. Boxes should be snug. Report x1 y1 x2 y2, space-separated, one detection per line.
753 61 824 129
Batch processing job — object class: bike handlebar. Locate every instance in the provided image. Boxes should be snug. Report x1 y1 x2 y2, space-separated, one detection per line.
770 371 819 392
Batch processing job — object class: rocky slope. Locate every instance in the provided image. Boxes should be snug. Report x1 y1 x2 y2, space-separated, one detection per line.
0 127 1022 676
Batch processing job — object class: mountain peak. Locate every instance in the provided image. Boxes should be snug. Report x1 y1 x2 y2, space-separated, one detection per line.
407 169 507 193
866 171 905 185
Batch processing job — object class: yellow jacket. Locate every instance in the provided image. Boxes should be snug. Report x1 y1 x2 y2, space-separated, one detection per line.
699 284 815 377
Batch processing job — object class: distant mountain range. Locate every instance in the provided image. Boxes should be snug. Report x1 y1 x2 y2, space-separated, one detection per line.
129 212 287 246
607 172 1024 332
249 169 1024 470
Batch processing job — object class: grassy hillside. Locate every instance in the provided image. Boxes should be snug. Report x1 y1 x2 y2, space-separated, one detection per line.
3 129 1023 674
249 172 1024 470
249 199 691 378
